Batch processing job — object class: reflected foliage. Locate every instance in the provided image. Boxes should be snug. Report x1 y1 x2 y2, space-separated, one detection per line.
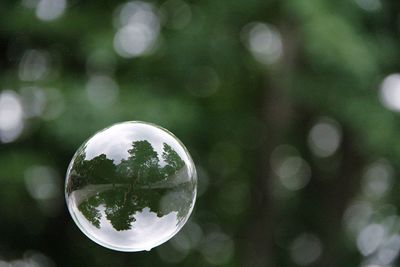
78 196 102 229
119 140 161 184
162 143 185 178
67 140 194 231
67 147 117 193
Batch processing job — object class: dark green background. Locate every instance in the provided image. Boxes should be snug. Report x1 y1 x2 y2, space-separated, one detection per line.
1 0 400 266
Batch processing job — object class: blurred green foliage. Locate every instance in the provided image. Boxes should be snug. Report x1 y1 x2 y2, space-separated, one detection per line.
1 0 400 266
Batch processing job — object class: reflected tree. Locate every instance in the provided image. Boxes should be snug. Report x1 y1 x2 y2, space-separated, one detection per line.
66 149 116 194
66 146 89 194
79 187 164 231
119 140 161 185
103 188 136 231
87 154 116 185
161 143 185 179
78 196 102 228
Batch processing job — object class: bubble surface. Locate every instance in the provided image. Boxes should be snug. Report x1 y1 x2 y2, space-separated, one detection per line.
65 121 197 252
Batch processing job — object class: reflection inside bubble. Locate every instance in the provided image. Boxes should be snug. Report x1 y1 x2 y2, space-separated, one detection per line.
65 122 197 251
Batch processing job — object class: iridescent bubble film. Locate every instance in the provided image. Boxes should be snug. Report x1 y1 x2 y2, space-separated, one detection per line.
65 121 197 252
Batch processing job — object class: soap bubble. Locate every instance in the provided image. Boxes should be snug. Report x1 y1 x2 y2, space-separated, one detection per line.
65 121 197 252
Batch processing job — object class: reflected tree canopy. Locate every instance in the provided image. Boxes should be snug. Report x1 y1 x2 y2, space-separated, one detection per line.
119 140 160 185
162 143 185 178
66 140 194 231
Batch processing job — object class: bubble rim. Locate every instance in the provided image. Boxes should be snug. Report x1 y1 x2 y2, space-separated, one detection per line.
64 120 197 252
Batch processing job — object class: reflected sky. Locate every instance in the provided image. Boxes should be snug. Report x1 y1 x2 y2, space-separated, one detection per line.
65 121 197 251
82 122 190 166
72 204 179 251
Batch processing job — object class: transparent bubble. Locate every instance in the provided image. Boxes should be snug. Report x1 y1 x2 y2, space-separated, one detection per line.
65 121 197 252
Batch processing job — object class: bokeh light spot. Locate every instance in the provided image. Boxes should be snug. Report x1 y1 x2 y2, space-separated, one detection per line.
378 234 400 264
20 86 47 118
0 90 24 143
186 66 220 98
343 201 373 237
36 0 66 21
379 74 400 112
362 160 393 200
308 117 342 158
24 165 62 216
25 165 60 201
19 50 50 81
41 88 65 121
86 75 119 108
241 22 283 65
160 0 192 30
113 1 160 58
271 145 311 191
357 224 385 256
354 0 382 12
290 233 322 266
200 231 234 265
